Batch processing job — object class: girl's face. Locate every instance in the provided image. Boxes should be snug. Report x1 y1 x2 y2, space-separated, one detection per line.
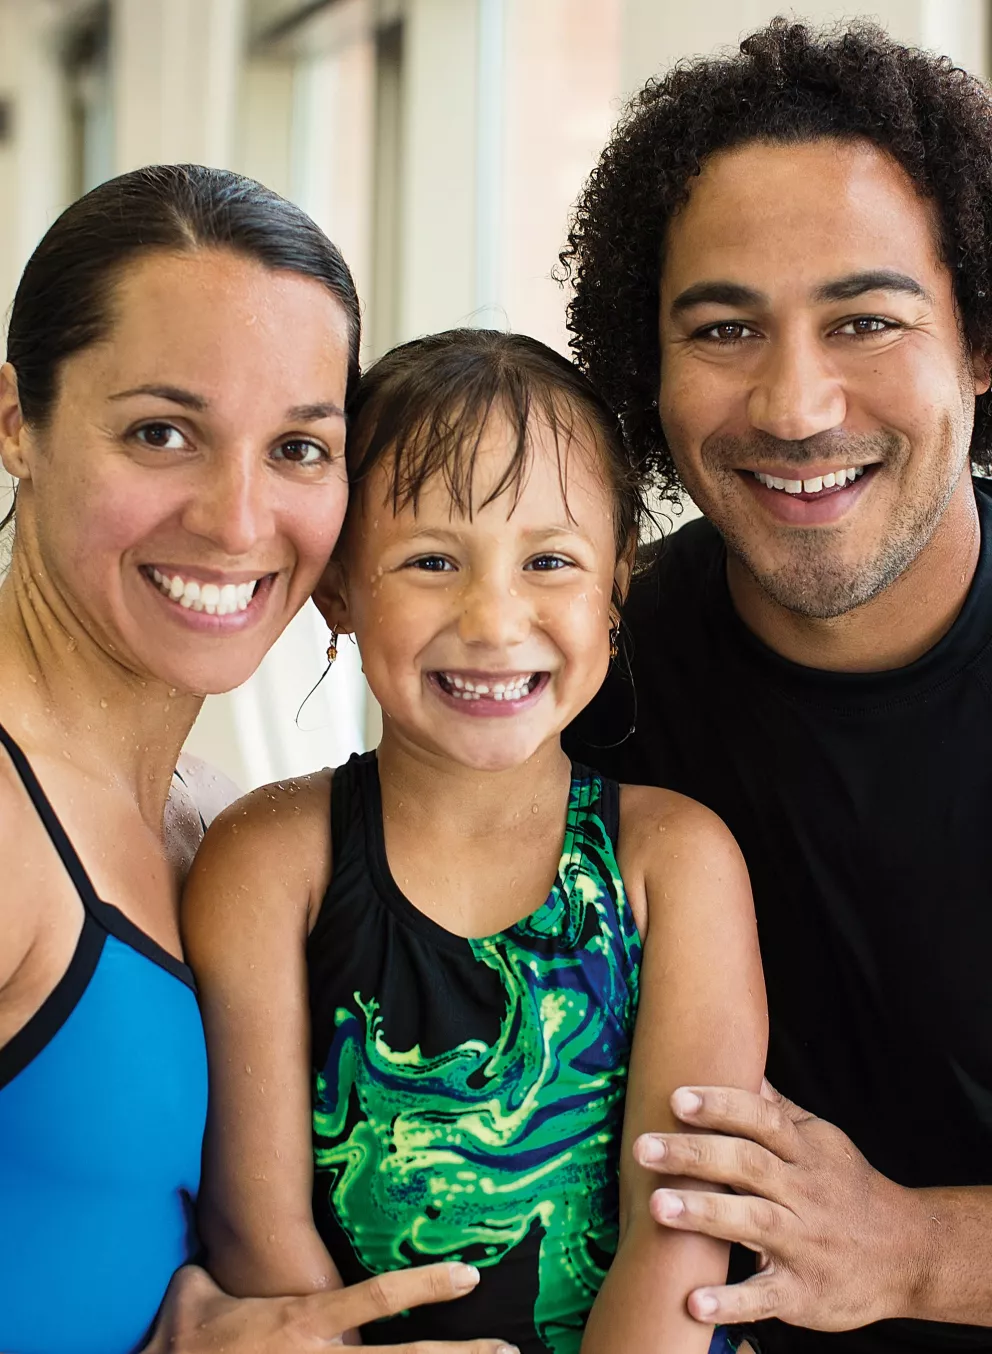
327 410 628 773
1 248 351 695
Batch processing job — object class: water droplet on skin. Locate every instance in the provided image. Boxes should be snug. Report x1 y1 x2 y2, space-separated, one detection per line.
66 639 76 653
100 699 108 709
531 803 539 814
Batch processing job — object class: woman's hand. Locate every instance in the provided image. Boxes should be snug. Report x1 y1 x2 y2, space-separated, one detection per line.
148 1263 517 1352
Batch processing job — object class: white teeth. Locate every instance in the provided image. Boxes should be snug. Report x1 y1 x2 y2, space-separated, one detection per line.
440 673 535 700
148 569 260 616
754 466 866 495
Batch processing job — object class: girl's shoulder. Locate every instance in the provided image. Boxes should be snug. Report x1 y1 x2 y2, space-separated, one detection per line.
616 782 750 936
182 769 335 943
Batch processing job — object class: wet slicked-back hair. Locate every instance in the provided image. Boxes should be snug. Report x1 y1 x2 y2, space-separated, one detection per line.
345 328 642 554
559 18 992 503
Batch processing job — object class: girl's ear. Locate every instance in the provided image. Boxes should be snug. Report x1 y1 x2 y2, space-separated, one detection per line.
313 558 355 634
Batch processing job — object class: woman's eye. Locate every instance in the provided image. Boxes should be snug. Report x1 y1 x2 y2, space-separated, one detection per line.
408 555 455 573
836 316 894 337
526 553 572 572
696 322 757 344
273 439 328 466
134 422 187 450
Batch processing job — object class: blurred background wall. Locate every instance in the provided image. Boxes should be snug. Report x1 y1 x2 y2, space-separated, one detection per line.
0 0 988 788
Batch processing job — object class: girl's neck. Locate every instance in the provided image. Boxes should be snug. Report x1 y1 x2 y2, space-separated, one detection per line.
375 723 573 842
0 547 201 824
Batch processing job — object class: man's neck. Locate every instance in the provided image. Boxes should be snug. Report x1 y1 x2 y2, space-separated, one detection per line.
725 474 982 673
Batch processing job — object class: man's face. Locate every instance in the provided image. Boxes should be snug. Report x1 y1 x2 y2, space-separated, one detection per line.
658 137 989 619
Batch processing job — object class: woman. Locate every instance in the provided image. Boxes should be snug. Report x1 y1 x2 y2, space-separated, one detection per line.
0 164 511 1354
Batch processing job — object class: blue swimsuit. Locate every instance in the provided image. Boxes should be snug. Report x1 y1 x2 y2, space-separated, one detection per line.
0 724 208 1354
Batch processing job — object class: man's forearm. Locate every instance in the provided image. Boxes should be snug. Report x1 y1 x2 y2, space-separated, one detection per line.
905 1186 992 1326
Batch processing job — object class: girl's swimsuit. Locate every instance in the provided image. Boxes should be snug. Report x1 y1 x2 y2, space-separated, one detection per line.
308 751 739 1354
0 723 208 1354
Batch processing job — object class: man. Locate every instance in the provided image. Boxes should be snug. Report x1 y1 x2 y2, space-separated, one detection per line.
563 18 992 1354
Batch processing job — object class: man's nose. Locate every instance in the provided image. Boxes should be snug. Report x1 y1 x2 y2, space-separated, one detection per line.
457 572 530 649
747 333 846 442
181 450 273 557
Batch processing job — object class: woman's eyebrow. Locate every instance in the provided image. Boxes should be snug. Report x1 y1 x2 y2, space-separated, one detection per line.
106 386 344 422
107 383 208 409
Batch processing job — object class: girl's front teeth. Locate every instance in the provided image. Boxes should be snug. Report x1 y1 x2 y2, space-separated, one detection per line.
443 674 535 701
150 569 257 616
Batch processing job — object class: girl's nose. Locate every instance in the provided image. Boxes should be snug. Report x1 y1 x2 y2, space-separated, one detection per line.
457 573 530 649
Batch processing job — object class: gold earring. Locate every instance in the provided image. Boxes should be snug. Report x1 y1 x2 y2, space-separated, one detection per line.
608 617 620 661
326 627 339 666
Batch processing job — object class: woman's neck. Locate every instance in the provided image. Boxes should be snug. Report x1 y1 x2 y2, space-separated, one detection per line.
375 723 573 844
0 547 202 825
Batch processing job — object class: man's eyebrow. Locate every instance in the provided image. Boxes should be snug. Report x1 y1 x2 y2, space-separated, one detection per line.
107 384 208 410
812 270 932 304
670 281 768 315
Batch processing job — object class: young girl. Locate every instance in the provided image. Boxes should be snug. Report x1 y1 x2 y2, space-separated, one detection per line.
183 330 766 1354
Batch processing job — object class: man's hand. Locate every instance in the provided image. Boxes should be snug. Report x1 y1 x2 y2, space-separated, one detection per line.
633 1080 928 1331
149 1262 519 1352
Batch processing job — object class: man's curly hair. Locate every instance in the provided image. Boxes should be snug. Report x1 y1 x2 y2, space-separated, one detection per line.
559 18 992 504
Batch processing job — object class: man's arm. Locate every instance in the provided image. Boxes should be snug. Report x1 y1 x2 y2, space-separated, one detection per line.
635 1081 992 1330
581 788 767 1353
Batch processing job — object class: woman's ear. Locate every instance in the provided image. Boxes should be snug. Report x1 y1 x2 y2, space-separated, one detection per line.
312 558 355 635
0 364 31 480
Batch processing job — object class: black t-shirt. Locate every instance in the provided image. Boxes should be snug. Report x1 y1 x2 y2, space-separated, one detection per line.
565 480 992 1354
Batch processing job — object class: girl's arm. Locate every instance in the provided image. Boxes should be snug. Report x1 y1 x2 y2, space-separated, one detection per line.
181 773 342 1300
581 785 767 1354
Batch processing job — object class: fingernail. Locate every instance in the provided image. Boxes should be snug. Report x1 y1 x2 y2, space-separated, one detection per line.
637 1135 667 1164
673 1088 702 1116
450 1262 480 1290
656 1190 685 1220
496 1346 520 1354
695 1292 718 1317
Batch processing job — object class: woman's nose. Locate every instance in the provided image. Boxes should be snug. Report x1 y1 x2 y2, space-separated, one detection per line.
181 451 273 557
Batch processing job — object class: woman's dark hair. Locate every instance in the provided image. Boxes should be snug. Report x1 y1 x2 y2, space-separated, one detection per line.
559 18 992 502
345 328 643 555
2 163 361 530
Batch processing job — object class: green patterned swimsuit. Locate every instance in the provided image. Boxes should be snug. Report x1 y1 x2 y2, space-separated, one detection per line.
307 753 640 1352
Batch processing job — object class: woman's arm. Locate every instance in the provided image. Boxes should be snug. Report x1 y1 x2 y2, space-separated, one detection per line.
581 786 767 1354
181 772 340 1299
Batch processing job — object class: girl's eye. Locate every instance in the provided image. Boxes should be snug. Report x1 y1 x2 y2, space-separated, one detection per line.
408 555 455 572
525 553 573 572
696 322 758 344
273 439 328 466
835 316 895 337
134 422 187 451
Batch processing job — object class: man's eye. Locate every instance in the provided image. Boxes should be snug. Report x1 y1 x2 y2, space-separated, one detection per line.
836 316 894 337
134 422 187 450
273 439 327 466
525 554 572 572
409 555 454 572
696 322 756 344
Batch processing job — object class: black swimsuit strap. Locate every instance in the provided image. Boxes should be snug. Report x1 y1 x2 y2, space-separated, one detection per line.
0 721 102 910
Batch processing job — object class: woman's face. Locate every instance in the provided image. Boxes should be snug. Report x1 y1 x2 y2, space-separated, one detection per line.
2 248 351 694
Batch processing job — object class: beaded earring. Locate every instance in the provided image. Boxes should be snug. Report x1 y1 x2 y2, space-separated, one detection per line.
326 627 339 666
